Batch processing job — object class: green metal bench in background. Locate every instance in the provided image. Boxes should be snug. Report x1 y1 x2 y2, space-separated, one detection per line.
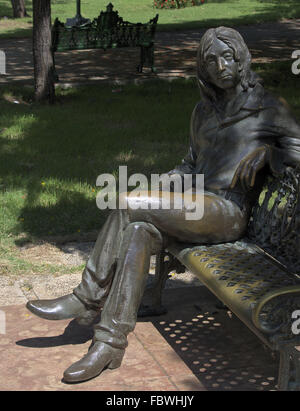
51 3 159 81
139 167 300 391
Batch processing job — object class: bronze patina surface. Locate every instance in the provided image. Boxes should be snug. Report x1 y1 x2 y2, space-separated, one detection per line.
27 26 300 384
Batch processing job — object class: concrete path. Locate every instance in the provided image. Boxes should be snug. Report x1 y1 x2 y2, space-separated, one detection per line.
0 287 279 391
1 19 300 85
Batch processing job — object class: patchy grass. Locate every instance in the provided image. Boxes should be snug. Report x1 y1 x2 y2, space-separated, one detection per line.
0 79 199 242
1 0 300 38
0 60 299 276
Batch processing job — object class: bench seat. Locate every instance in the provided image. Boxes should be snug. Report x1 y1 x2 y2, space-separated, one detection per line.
168 240 300 348
139 166 300 390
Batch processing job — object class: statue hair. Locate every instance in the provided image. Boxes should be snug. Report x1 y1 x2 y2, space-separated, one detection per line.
196 26 262 104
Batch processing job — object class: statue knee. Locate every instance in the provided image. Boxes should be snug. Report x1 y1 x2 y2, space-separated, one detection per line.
126 222 147 235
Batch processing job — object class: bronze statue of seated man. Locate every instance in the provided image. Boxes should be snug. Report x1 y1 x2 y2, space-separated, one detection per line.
26 26 300 383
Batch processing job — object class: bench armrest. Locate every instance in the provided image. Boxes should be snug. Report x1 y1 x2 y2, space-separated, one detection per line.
252 286 300 334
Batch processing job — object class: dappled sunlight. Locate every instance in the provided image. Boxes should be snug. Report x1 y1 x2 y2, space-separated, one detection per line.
0 17 32 30
2 20 300 86
114 151 137 163
1 57 298 239
150 287 279 391
2 0 300 37
2 92 31 106
0 80 195 238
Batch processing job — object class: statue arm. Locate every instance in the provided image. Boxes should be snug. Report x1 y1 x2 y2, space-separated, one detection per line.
167 103 200 176
230 145 271 191
231 100 300 191
267 100 300 172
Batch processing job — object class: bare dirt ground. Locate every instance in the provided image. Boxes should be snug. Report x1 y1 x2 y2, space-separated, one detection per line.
1 19 300 85
0 239 201 306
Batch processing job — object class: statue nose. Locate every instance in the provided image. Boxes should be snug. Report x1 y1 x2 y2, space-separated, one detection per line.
217 57 226 72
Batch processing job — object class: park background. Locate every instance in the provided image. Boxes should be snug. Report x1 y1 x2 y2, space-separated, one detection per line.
0 0 299 284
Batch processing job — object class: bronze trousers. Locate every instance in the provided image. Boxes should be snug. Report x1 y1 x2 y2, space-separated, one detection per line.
73 191 248 349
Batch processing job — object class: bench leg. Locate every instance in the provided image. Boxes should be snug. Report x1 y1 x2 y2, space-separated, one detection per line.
138 251 185 317
137 45 156 74
277 346 300 391
137 46 146 73
146 44 156 73
149 45 156 73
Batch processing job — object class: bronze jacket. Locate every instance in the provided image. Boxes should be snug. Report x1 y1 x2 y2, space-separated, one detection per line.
174 82 300 210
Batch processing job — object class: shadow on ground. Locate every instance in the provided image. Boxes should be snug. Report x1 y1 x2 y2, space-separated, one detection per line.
149 287 279 391
14 286 279 391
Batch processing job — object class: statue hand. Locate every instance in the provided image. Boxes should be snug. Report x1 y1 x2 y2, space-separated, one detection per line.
230 146 269 191
166 169 184 177
157 171 183 193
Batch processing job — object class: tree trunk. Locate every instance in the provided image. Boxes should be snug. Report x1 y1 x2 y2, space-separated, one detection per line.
32 0 55 104
11 0 29 18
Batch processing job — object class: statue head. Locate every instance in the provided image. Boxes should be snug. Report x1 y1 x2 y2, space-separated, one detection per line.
196 26 260 103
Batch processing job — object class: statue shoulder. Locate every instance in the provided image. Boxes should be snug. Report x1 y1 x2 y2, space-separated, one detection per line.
261 89 293 114
191 100 209 120
190 100 207 131
260 88 300 133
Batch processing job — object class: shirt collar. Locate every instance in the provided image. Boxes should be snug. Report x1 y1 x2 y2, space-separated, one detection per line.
226 82 265 117
205 82 265 119
210 83 266 129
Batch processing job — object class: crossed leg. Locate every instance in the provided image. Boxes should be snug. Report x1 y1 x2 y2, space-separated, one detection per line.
27 190 248 382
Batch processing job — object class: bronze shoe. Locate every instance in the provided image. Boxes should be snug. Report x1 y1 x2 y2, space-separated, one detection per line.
63 341 125 383
26 293 98 325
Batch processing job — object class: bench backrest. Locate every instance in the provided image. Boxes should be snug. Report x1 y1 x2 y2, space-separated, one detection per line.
51 4 158 51
95 3 121 31
247 167 300 274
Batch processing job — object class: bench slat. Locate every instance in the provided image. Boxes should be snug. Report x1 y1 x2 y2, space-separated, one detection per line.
167 241 300 345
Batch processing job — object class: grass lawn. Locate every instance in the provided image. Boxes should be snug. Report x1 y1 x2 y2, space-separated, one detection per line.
1 0 300 38
0 60 299 276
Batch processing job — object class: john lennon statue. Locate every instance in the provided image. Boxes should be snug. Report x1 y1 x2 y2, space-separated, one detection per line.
26 27 300 383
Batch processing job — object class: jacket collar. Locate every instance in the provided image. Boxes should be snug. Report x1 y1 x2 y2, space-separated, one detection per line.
208 82 265 127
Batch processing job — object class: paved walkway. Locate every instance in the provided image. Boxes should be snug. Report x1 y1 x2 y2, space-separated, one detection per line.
1 19 300 85
0 287 279 391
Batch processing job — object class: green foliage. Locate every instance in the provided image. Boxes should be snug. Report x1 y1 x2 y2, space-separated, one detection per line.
0 79 198 239
0 61 299 241
1 0 300 38
154 0 205 9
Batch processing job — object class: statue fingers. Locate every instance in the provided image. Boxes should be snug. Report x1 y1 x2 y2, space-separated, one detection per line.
230 168 240 189
239 158 253 191
230 161 245 189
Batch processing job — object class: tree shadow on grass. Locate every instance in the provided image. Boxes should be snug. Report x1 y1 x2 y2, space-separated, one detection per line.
0 80 194 242
0 25 32 39
0 0 33 16
0 62 298 243
1 1 300 39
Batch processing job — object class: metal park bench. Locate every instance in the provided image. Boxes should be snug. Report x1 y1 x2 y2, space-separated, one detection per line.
139 167 300 391
51 3 159 81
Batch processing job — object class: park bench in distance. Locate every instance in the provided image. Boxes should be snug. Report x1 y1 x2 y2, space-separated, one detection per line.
51 3 159 81
139 166 300 391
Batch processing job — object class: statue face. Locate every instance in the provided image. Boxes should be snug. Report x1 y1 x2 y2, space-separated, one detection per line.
205 38 241 90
